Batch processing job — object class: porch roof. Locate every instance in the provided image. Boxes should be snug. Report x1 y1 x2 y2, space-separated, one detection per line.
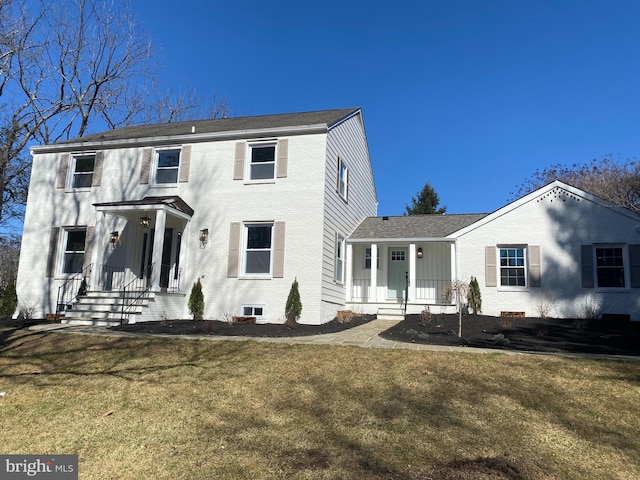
349 214 488 242
93 196 194 217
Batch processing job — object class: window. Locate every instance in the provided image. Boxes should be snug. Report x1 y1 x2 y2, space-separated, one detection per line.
244 223 273 275
71 154 95 188
155 149 181 184
242 305 265 319
337 157 348 200
595 247 625 288
391 250 406 262
499 247 526 287
249 144 276 180
364 247 380 269
63 229 87 274
335 233 345 283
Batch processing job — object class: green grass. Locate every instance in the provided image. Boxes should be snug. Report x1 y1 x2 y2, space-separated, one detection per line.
1 327 639 479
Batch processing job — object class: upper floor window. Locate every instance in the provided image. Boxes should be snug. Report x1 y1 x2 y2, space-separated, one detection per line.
71 154 95 189
499 247 526 287
335 233 345 283
337 157 348 201
244 223 273 275
63 229 87 274
155 149 181 184
249 144 276 180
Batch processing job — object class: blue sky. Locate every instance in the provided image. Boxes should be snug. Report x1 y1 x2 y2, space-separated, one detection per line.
135 0 639 216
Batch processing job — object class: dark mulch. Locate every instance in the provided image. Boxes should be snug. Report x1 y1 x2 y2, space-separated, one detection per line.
380 313 640 357
110 315 376 338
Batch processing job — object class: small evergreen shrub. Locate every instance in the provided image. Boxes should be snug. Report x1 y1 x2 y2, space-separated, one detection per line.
188 278 205 320
285 277 302 326
0 281 17 319
467 276 481 315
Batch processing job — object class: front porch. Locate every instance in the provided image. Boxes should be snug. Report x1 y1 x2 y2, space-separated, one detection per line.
346 241 458 315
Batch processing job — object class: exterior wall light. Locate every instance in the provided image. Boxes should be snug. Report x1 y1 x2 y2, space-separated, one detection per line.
200 228 209 248
110 231 120 248
417 247 423 259
140 215 151 228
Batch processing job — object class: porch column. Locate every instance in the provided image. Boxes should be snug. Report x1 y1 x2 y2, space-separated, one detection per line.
150 209 166 292
89 211 105 291
409 243 417 303
450 242 457 282
177 223 189 292
345 243 353 302
370 243 378 302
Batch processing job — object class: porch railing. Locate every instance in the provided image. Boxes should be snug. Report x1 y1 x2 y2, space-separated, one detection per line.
416 279 451 303
56 264 93 314
351 278 371 301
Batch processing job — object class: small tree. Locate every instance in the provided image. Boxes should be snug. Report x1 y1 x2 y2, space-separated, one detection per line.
0 280 17 319
444 279 469 338
188 278 205 320
285 277 302 327
467 276 481 315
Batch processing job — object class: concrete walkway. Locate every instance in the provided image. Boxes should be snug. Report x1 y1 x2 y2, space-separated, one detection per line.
28 320 640 360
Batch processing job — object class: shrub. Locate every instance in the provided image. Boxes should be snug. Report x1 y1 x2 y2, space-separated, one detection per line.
535 293 555 319
336 310 356 324
580 295 602 320
0 281 17 319
188 278 205 320
467 276 481 315
285 277 302 327
419 306 432 326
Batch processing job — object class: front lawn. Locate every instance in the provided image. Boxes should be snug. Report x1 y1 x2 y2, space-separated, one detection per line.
1 325 639 479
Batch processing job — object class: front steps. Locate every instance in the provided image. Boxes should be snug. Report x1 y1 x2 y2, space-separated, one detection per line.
60 290 153 326
376 307 405 321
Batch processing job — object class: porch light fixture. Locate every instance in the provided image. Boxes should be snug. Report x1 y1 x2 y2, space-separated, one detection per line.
417 247 423 259
110 231 120 248
140 215 151 228
199 228 209 247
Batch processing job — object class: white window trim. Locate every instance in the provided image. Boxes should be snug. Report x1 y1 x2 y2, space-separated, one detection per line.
337 157 348 201
593 244 629 291
497 245 528 291
335 232 346 284
241 222 274 278
68 153 96 191
364 247 380 269
152 147 181 187
60 227 87 276
245 141 277 184
241 304 266 322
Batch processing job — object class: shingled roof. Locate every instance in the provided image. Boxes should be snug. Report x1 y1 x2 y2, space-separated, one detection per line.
349 214 488 241
59 108 360 145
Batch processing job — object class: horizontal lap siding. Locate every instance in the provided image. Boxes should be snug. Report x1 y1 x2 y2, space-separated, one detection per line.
321 114 377 314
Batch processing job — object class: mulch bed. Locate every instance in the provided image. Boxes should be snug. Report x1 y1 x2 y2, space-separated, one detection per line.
110 315 376 338
379 313 640 357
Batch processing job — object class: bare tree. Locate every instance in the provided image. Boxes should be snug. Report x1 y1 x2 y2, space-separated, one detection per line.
511 157 640 214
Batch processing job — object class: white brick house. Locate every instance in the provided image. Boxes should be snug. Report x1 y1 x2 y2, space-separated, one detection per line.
16 108 377 325
346 181 640 321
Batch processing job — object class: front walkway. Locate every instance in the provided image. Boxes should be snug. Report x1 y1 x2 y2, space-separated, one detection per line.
28 320 640 360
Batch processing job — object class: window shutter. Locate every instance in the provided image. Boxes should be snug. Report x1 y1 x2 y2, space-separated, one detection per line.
83 226 95 272
485 246 497 287
234 142 245 180
92 151 104 187
46 227 60 277
273 221 286 278
629 244 640 288
179 145 191 183
276 139 288 178
57 154 70 189
528 245 541 287
581 245 594 288
140 148 152 184
227 222 241 278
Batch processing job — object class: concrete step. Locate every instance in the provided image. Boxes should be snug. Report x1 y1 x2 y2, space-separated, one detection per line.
377 307 405 321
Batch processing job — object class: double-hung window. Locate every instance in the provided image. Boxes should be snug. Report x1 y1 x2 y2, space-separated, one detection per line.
337 157 348 201
71 154 95 189
63 229 87 274
499 247 526 287
335 233 346 283
249 144 276 180
155 149 181 184
244 223 273 275
364 247 380 269
595 246 625 288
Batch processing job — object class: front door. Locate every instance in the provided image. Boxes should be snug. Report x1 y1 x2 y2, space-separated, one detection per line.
387 248 407 299
160 228 173 289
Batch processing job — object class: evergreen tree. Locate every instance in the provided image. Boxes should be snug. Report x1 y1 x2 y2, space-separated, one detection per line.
285 277 302 326
188 279 205 320
405 181 447 215
467 276 482 315
0 281 18 319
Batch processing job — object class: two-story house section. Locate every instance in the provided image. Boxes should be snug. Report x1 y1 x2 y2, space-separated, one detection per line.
16 108 377 325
